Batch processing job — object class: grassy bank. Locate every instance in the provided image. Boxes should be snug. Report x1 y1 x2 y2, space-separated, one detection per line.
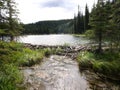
77 51 120 81
0 41 61 90
72 34 85 37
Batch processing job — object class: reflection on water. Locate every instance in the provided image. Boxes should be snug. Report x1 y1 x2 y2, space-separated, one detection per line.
18 34 89 46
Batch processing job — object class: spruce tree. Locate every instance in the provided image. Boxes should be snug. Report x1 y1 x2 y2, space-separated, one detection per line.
84 4 89 31
103 0 115 50
74 5 84 34
112 0 120 49
6 0 23 41
0 0 8 40
76 8 81 33
0 0 23 41
90 0 107 53
74 14 77 34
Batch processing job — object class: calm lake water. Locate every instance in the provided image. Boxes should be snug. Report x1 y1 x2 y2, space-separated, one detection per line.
19 34 89 46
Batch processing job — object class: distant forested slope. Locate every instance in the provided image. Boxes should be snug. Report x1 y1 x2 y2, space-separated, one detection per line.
23 19 74 34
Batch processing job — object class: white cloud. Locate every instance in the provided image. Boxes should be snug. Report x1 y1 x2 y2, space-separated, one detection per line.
15 0 97 24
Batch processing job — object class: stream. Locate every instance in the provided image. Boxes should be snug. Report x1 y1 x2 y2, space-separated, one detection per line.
21 55 90 90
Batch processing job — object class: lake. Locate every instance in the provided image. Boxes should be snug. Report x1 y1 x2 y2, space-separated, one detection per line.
18 34 89 46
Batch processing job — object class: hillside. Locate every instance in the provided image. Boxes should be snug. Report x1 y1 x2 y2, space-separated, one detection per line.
23 19 74 34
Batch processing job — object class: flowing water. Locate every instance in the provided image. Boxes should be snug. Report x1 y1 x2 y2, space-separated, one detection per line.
20 34 120 90
22 55 90 90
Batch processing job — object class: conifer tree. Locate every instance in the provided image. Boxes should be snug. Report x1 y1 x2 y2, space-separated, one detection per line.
90 0 107 53
0 0 8 40
74 14 77 34
84 4 89 31
6 0 23 41
112 0 120 49
0 0 23 41
74 5 84 34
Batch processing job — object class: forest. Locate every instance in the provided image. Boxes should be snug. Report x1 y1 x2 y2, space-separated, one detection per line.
0 0 120 89
23 4 89 34
23 19 74 34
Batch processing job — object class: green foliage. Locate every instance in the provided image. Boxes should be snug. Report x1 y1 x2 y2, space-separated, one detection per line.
77 51 120 78
77 51 95 68
84 4 90 31
84 30 95 39
23 19 73 34
0 41 46 89
20 48 44 66
89 0 120 52
0 64 23 90
74 6 85 34
42 48 51 57
0 0 23 41
42 47 63 57
0 42 24 90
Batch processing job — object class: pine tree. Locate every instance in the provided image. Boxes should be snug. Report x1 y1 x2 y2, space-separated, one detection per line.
0 0 23 41
0 0 8 40
76 8 81 33
74 14 77 34
90 0 107 53
6 0 23 41
74 5 84 34
112 0 120 49
103 0 115 51
84 4 89 31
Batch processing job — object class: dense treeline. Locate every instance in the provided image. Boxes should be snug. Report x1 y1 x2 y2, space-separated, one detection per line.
0 0 23 41
23 19 74 34
88 0 120 53
24 4 90 35
73 4 90 34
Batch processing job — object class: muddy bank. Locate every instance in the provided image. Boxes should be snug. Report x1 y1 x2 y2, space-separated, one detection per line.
21 55 90 90
81 70 120 90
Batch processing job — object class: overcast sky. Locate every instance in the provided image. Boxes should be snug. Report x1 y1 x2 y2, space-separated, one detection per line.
15 0 97 24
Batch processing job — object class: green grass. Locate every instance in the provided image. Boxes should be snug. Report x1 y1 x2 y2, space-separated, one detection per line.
0 41 55 90
0 41 64 90
77 51 120 80
20 48 44 66
0 41 25 90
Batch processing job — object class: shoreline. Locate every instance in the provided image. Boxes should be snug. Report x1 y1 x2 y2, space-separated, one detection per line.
20 42 120 90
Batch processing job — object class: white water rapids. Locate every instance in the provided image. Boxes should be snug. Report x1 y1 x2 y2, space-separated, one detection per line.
22 55 90 90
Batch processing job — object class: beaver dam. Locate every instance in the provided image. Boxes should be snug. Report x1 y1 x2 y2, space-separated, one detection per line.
21 44 120 90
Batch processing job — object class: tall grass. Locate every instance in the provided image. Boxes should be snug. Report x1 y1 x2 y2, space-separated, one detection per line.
77 51 120 80
0 41 24 90
0 64 23 90
20 48 45 66
0 41 65 89
0 41 52 89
